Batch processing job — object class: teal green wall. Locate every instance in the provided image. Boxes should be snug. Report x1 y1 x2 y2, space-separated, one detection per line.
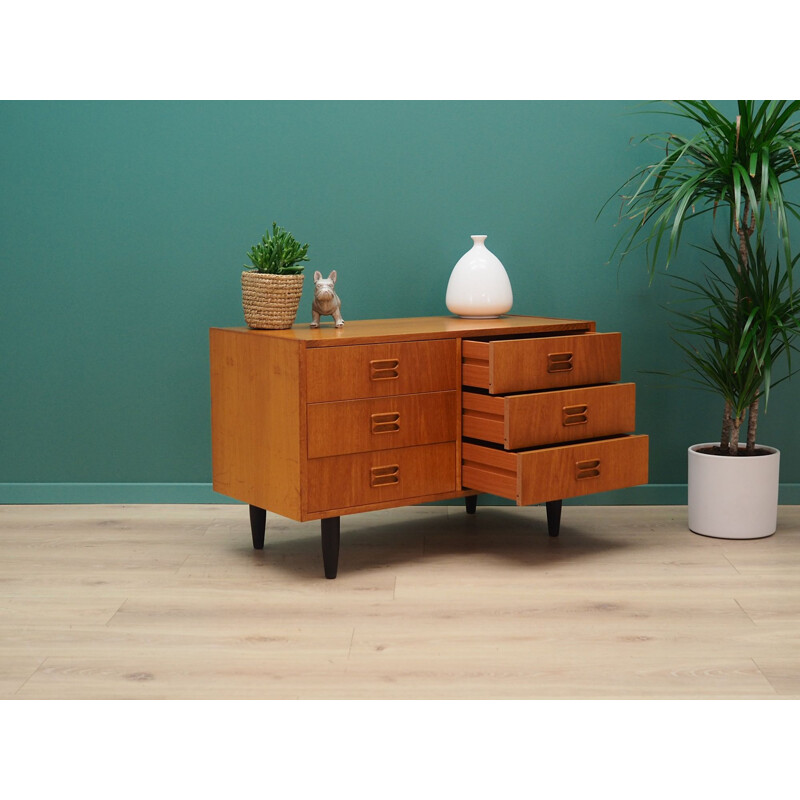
2 101 799 503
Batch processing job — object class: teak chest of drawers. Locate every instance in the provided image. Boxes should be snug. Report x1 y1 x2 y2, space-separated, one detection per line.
209 315 649 577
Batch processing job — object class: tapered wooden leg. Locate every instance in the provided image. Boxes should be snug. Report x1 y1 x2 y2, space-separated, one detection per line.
249 504 267 549
546 500 562 537
321 516 341 579
465 495 478 514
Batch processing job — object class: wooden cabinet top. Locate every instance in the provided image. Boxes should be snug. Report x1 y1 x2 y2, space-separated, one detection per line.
211 315 595 347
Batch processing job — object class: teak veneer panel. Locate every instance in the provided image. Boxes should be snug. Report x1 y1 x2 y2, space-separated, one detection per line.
306 442 457 512
306 339 458 402
463 383 637 450
210 329 302 518
462 435 649 505
462 332 622 394
307 390 458 458
219 315 595 346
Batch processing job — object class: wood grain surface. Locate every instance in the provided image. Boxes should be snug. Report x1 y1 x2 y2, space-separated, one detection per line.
462 383 636 449
462 436 648 504
3 503 799 699
306 443 457 512
212 315 594 346
463 332 622 394
210 329 302 517
307 391 458 458
305 339 458 402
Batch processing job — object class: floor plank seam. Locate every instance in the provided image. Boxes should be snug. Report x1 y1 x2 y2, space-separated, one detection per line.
733 598 757 626
14 656 48 697
105 598 129 626
722 553 742 575
750 657 780 695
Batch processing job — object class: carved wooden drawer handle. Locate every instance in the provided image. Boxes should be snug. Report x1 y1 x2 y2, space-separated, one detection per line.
547 352 574 373
370 464 400 487
371 411 400 434
576 459 601 480
370 359 400 380
562 404 588 426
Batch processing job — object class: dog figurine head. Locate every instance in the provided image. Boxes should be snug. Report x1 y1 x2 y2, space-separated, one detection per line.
310 270 344 328
313 270 337 302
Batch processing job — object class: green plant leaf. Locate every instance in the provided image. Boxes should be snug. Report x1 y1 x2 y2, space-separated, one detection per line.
602 101 800 448
243 222 310 274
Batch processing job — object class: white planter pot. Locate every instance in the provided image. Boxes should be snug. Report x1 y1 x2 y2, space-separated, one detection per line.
687 442 780 539
446 234 513 318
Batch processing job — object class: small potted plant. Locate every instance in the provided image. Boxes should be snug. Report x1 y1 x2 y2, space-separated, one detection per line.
241 222 309 329
603 100 800 539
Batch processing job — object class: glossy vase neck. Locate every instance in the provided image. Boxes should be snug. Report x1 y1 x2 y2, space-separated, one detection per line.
471 235 487 247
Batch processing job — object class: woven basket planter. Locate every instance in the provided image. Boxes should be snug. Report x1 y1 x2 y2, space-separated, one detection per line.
241 271 304 330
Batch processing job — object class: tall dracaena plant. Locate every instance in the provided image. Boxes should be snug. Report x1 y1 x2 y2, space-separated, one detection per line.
602 100 800 454
670 237 800 454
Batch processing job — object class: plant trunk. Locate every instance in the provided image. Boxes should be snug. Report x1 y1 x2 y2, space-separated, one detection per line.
735 201 751 278
728 414 743 456
720 399 733 451
746 394 760 454
731 201 757 458
738 228 749 278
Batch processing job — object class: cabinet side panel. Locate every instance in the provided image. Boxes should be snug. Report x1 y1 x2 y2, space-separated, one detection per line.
210 330 302 518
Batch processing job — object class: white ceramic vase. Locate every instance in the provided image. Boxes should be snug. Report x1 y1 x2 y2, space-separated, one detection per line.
446 234 513 318
687 442 780 539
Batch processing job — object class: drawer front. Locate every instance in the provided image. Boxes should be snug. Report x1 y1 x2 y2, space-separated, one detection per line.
306 443 457 512
463 383 636 450
462 435 648 505
307 391 458 458
306 339 458 402
462 332 621 394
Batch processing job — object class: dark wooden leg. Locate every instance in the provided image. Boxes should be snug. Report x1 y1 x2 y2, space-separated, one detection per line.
465 494 478 514
546 500 562 537
321 516 341 579
249 504 266 550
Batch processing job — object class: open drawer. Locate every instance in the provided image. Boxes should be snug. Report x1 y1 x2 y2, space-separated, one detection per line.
462 435 649 505
462 332 621 394
462 383 636 450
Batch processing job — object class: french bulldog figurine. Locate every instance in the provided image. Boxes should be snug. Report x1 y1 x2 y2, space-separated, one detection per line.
310 270 344 328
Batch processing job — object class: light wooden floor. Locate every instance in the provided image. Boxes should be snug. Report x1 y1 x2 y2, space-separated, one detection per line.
2 503 799 699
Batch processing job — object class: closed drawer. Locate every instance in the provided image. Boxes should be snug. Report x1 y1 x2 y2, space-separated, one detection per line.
463 383 636 449
306 442 457 512
307 391 458 458
462 332 621 394
461 435 648 505
306 339 458 402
